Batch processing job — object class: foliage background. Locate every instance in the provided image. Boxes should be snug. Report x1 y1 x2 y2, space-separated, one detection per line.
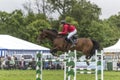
0 0 120 52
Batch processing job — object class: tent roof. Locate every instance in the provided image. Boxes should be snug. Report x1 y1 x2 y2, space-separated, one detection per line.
0 35 49 51
103 39 120 52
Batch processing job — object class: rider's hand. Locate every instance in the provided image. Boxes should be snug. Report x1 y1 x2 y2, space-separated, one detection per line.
58 32 62 34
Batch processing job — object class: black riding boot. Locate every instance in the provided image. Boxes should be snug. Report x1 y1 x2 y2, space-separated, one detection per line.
69 38 75 47
65 37 70 42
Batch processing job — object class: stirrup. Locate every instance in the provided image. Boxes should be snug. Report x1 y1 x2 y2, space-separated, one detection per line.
65 37 70 42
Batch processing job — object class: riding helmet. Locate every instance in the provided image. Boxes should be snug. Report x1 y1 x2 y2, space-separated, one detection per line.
60 20 66 24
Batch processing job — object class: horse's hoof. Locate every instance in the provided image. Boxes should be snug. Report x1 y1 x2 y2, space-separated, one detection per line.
51 52 56 56
86 62 90 65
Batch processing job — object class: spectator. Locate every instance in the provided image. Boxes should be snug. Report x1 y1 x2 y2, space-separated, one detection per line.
6 56 11 69
14 56 18 69
30 58 36 70
19 58 26 70
1 56 5 69
0 57 1 69
117 61 120 71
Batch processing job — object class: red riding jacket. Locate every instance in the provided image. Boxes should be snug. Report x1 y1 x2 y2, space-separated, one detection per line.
59 24 76 35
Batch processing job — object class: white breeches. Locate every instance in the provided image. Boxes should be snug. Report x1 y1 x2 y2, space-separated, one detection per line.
67 29 77 39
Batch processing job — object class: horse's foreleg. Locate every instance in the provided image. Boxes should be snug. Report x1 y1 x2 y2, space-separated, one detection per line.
50 48 57 53
50 47 59 56
86 55 91 59
85 55 91 65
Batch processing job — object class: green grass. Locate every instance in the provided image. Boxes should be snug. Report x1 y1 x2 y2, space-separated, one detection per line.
0 70 120 80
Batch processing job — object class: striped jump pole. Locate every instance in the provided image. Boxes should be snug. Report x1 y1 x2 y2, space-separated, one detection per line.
64 50 77 80
64 52 67 80
35 50 103 80
95 50 104 80
36 51 42 80
76 50 104 80
77 68 95 74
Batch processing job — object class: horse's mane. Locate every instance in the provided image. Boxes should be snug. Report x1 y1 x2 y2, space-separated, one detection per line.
48 29 58 34
43 29 58 36
42 29 58 38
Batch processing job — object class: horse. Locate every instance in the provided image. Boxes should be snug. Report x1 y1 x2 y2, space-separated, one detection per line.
37 29 100 60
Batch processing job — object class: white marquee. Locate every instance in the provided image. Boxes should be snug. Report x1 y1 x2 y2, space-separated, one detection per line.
103 39 120 52
0 35 50 56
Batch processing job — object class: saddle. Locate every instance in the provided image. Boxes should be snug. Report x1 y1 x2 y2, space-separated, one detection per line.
63 35 78 49
65 34 78 44
71 34 78 43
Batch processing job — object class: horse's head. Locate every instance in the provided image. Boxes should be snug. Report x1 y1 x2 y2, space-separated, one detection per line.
37 29 58 43
37 30 45 43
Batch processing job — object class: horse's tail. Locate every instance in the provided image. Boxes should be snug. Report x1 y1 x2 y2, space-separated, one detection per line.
90 39 100 57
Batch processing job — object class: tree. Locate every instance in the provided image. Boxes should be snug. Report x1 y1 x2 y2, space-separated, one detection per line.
65 16 79 27
47 0 77 18
26 19 51 44
47 0 101 38
0 11 9 34
23 0 51 18
69 0 101 25
87 20 120 48
23 1 33 14
34 0 47 15
107 14 120 28
0 10 26 38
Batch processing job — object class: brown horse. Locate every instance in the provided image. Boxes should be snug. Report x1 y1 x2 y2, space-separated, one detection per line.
38 29 100 59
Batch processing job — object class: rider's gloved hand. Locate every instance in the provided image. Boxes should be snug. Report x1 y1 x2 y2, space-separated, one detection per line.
58 32 62 34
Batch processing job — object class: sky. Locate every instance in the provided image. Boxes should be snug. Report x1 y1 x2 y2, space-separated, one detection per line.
88 0 120 19
0 0 25 12
0 0 120 19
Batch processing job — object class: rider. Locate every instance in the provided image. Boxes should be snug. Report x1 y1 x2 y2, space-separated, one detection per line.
58 20 77 47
